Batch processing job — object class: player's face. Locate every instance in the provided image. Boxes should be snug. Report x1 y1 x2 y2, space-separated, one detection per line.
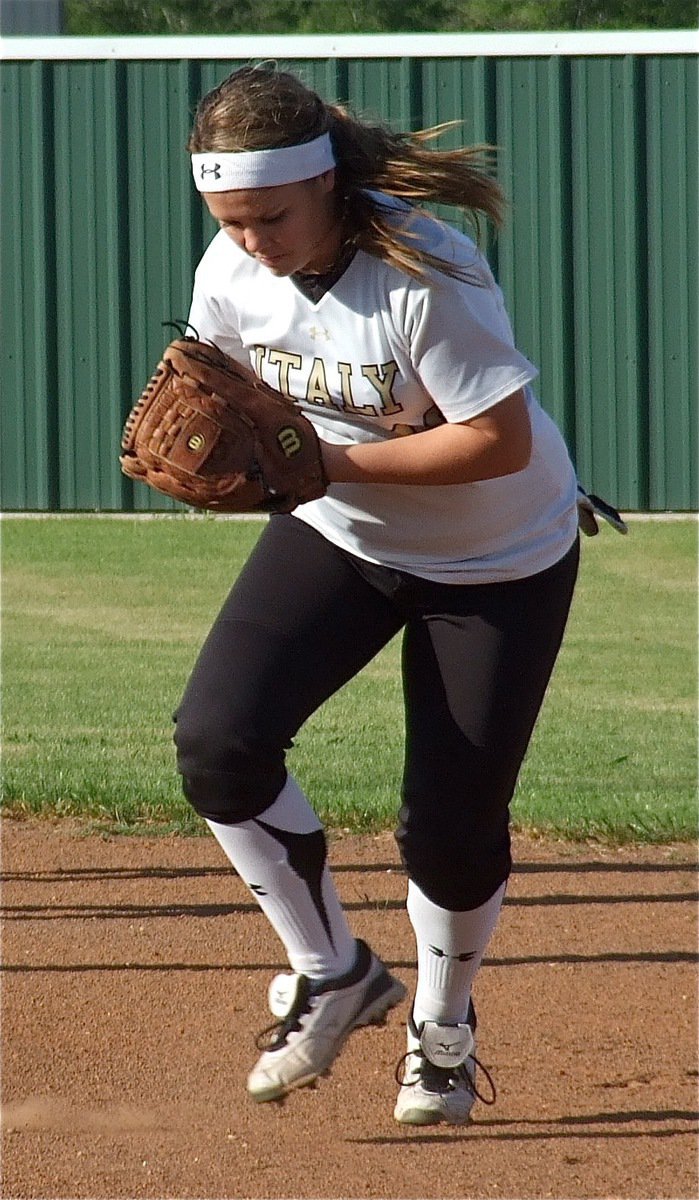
202 172 343 276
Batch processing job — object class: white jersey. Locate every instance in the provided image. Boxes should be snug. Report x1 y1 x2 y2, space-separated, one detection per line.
188 197 578 583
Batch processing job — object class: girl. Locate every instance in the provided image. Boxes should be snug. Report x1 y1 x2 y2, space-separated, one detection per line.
174 63 580 1125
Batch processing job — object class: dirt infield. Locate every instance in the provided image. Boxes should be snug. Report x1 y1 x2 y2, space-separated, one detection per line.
2 819 697 1200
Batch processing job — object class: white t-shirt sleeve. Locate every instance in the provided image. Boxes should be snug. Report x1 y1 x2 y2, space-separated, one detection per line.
187 240 249 366
405 264 539 424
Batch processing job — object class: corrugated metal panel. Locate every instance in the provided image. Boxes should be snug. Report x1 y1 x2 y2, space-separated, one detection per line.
0 51 696 511
568 55 650 507
495 56 577 453
646 55 699 511
51 61 126 509
2 59 67 509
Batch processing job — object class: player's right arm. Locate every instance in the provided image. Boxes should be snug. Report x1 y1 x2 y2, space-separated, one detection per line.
321 388 532 486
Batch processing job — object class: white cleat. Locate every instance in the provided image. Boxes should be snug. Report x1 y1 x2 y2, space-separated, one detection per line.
248 939 406 1102
394 1011 494 1126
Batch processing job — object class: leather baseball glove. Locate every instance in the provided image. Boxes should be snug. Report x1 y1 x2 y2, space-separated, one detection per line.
120 337 327 512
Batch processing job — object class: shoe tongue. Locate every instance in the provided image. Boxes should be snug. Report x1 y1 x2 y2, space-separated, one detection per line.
419 1021 474 1069
267 973 306 1018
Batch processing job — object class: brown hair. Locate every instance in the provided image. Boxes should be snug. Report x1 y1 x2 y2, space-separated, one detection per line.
188 64 505 282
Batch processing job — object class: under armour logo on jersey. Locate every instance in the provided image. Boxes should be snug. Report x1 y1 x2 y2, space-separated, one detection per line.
308 325 331 341
428 945 477 962
200 163 222 180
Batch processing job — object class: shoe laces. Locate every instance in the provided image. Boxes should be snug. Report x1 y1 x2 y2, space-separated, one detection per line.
254 974 314 1053
394 1045 497 1107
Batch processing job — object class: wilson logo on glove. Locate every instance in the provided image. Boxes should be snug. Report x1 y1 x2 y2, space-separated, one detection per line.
277 427 303 458
120 337 328 513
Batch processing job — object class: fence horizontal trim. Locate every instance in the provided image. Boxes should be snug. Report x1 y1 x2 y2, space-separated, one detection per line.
2 30 697 61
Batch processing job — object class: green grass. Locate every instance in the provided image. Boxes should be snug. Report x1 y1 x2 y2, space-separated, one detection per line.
2 515 697 843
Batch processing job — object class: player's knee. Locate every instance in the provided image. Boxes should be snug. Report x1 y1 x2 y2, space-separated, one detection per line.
173 709 286 823
395 812 511 911
179 759 287 823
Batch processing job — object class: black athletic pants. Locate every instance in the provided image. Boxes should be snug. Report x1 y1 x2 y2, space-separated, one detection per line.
174 515 579 910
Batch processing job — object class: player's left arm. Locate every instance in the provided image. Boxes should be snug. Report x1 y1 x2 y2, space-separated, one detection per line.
321 388 532 486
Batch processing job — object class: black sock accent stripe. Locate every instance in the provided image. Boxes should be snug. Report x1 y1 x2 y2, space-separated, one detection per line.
253 820 336 952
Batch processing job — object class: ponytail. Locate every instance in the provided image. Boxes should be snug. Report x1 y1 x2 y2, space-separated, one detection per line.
327 106 504 280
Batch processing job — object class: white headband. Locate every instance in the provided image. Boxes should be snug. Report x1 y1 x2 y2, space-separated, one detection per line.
191 132 336 192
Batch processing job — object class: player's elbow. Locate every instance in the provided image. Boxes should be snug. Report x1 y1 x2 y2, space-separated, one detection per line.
494 422 532 476
470 390 533 479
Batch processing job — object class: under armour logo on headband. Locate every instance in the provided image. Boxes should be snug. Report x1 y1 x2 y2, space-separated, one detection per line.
191 134 336 192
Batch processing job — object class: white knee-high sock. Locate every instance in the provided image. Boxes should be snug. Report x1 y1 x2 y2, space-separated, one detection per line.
407 879 507 1026
206 775 357 982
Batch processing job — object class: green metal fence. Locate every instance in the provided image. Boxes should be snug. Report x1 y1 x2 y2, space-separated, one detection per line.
1 33 697 511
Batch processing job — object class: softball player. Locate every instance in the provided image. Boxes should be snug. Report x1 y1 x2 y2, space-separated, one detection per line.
174 64 580 1125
